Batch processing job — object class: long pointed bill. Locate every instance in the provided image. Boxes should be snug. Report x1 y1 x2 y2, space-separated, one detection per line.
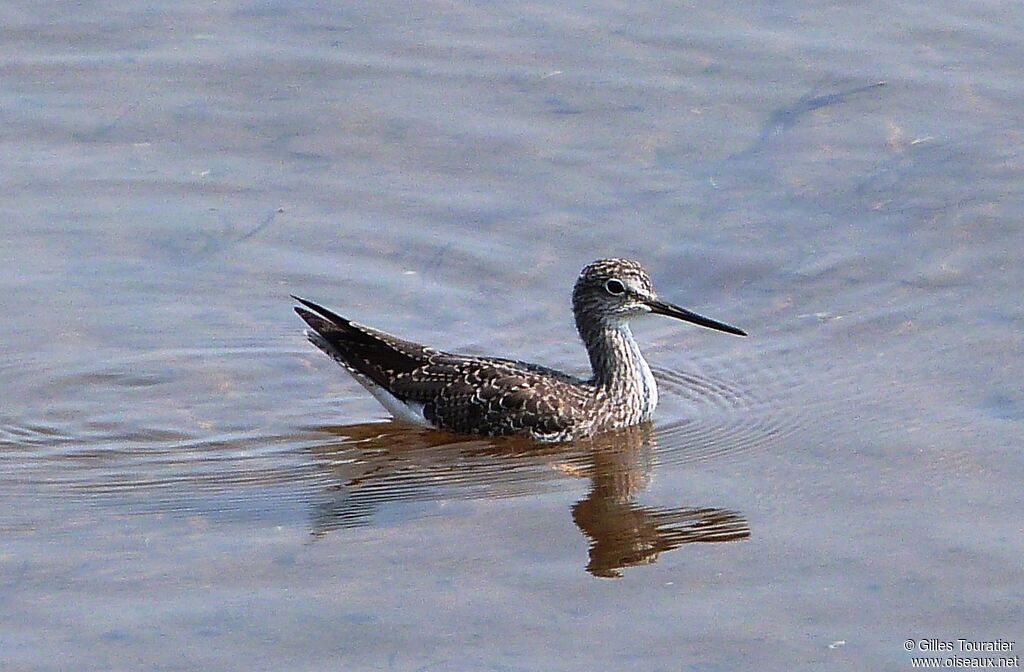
645 299 747 337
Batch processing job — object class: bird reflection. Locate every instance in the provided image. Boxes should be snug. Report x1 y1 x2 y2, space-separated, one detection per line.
304 422 749 578
571 429 749 577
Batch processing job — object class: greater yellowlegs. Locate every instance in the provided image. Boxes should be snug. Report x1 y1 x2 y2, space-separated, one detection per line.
294 258 745 442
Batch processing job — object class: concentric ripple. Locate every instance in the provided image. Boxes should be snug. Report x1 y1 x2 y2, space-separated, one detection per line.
1 339 803 535
648 356 806 467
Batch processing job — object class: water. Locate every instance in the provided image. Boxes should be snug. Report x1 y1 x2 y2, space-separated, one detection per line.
2 2 1022 670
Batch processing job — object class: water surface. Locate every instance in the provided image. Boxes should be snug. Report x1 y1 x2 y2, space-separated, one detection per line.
2 2 1022 670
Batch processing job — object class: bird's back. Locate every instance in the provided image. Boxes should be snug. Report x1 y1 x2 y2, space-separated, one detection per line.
294 297 599 441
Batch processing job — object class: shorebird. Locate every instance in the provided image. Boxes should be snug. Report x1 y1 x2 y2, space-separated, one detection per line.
293 258 745 442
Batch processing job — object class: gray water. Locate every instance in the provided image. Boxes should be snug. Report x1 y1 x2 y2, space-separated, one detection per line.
2 2 1022 671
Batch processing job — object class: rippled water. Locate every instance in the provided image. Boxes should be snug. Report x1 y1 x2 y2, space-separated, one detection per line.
2 1 1022 670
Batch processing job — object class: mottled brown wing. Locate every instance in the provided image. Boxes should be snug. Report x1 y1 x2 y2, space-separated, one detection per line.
403 359 592 437
295 296 594 438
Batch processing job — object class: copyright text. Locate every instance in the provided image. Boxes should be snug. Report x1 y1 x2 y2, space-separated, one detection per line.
905 639 1018 669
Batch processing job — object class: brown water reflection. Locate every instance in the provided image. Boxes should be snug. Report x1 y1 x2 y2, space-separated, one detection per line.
306 422 748 578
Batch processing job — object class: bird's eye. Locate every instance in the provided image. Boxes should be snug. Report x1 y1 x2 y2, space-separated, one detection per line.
604 279 626 295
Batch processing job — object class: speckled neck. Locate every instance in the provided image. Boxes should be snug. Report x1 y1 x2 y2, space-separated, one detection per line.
579 320 659 420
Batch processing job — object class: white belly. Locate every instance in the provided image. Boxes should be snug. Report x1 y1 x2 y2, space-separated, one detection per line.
348 370 433 428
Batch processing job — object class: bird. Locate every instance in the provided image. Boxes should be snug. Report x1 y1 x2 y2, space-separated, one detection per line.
293 258 746 443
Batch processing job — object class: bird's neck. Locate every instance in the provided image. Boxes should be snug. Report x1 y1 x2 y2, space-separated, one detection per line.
580 320 658 417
